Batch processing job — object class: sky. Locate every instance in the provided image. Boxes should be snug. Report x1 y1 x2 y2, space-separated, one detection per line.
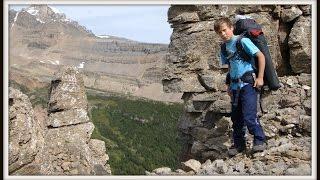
10 4 172 44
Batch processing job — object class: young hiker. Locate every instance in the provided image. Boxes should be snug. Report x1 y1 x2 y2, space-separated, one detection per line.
214 17 266 156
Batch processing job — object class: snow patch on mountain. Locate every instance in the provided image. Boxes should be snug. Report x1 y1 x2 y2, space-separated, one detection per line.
36 18 45 23
97 35 110 38
78 62 85 69
47 60 59 65
26 6 39 16
11 11 20 29
13 11 19 22
50 6 62 14
62 18 72 22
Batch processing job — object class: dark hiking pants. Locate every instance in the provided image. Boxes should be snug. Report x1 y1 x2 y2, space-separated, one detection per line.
231 84 266 148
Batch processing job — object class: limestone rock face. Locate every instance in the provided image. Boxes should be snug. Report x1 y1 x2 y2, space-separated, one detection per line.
161 5 312 175
9 66 111 175
288 16 312 74
48 66 88 113
280 6 303 22
8 88 39 174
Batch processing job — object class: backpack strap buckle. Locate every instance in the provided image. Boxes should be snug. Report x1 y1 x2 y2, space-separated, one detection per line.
231 71 255 84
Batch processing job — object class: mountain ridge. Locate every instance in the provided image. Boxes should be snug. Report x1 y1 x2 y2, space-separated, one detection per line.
9 4 182 103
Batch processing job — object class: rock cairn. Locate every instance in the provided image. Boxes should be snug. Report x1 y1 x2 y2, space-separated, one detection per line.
9 66 111 175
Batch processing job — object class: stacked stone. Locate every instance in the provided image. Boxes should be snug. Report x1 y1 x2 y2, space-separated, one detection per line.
9 66 112 175
39 66 111 175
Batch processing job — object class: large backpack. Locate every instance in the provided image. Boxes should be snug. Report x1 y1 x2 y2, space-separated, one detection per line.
221 16 281 91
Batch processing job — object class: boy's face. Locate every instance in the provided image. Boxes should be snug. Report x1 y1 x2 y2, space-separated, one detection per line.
216 23 234 42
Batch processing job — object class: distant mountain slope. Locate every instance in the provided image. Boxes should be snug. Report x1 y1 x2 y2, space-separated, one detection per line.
9 4 182 102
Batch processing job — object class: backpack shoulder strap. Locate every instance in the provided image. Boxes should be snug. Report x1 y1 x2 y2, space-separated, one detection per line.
236 35 258 71
235 35 243 53
236 35 251 62
220 43 227 57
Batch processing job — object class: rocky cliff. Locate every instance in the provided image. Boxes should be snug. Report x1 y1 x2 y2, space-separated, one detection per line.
159 5 312 175
9 66 111 175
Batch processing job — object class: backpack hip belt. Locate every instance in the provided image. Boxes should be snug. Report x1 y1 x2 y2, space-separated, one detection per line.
231 70 255 84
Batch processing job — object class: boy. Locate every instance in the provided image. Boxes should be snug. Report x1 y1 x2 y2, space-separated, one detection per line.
214 17 266 156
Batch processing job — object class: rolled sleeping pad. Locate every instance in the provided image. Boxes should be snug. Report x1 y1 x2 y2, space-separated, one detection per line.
251 35 281 90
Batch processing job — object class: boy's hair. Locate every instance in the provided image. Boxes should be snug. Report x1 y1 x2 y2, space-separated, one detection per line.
214 17 233 32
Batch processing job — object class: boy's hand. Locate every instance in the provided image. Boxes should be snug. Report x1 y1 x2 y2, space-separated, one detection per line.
254 77 264 88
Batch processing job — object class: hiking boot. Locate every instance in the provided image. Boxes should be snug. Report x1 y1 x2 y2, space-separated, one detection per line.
252 143 266 153
228 145 246 156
